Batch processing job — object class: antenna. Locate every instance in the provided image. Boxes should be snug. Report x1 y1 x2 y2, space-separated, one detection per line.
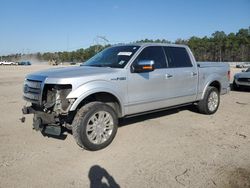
93 36 109 53
97 36 109 43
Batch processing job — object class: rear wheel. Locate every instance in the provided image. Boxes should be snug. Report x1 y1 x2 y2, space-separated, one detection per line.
72 102 118 151
198 86 220 115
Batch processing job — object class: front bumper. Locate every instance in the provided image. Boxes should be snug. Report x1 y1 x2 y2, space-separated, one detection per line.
22 105 62 135
22 105 58 125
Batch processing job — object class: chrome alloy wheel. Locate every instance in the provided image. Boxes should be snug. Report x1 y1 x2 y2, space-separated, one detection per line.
86 111 114 144
208 91 219 112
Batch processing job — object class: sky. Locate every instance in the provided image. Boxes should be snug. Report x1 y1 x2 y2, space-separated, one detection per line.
0 0 249 55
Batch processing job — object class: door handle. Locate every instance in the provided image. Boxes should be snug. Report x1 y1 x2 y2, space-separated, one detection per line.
165 74 173 79
191 72 197 76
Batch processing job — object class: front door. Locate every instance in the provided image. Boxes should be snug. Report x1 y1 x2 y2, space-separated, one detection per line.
127 46 168 114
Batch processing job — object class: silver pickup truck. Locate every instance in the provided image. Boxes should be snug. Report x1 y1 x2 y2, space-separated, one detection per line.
22 43 230 150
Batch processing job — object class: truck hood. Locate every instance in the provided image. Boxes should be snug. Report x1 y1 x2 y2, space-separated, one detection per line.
26 66 118 79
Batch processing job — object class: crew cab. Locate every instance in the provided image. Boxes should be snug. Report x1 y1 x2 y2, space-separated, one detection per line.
22 43 230 150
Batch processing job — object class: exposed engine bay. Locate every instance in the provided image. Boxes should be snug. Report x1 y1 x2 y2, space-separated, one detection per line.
42 84 73 115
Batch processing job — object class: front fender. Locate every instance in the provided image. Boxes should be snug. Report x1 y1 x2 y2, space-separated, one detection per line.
67 80 125 115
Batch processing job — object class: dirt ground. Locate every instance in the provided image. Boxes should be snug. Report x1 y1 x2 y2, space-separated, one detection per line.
0 65 249 188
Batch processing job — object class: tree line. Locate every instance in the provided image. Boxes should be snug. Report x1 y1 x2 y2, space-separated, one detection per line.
1 27 250 63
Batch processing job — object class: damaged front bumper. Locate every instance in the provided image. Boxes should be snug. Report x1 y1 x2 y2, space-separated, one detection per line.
21 75 75 135
22 105 62 135
22 98 75 136
22 78 76 136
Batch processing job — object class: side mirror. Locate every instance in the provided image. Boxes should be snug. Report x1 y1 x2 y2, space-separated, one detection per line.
132 60 155 73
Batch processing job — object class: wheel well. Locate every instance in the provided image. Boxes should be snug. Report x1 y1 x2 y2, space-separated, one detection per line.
209 81 221 93
76 92 122 117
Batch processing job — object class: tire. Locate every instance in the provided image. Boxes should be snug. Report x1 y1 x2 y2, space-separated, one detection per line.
72 102 118 151
198 86 220 115
233 80 239 91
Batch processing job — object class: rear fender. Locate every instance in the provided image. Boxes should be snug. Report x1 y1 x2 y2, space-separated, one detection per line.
201 77 221 99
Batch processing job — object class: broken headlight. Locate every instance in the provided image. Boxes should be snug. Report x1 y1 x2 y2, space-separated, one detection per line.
42 84 72 114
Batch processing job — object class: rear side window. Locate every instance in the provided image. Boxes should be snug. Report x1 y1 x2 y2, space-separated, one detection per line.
163 47 193 68
134 46 167 69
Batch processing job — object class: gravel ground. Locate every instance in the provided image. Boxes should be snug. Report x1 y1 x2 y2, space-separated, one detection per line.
0 65 249 188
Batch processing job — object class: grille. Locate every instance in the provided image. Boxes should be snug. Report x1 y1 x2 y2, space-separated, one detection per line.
23 79 43 104
238 78 250 82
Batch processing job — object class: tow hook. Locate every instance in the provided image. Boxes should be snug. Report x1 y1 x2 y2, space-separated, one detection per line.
20 117 26 123
20 105 35 123
22 106 34 114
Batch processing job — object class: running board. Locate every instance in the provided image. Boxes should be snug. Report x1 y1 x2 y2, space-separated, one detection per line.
124 102 194 118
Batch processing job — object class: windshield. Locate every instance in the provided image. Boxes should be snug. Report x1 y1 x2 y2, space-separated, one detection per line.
246 68 250 72
82 45 140 68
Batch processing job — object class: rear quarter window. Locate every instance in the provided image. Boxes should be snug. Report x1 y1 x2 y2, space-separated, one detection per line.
163 47 193 68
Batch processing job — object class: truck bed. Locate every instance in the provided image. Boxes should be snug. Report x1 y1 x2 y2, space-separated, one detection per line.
197 62 229 68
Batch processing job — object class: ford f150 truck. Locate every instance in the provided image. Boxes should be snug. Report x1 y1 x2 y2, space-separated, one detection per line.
22 43 230 150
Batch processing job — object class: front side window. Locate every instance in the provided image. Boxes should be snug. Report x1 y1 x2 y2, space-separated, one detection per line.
82 45 140 68
133 46 167 69
163 47 193 68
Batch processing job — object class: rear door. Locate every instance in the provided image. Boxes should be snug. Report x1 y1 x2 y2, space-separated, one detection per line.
163 46 198 103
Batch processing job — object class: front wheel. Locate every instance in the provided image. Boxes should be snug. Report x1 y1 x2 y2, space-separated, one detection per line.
72 102 118 151
198 86 220 115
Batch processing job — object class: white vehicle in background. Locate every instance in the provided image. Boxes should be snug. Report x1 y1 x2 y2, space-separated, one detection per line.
0 61 17 65
236 62 250 68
